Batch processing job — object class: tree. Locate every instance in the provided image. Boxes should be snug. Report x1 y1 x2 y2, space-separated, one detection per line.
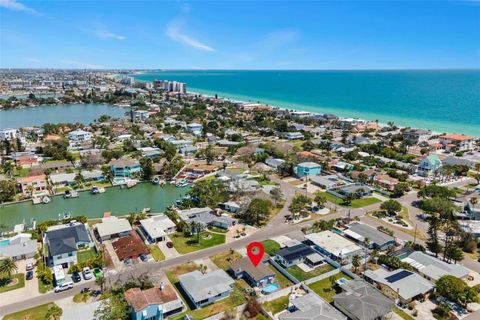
314 191 327 208
189 221 205 243
140 158 155 181
243 198 272 226
380 200 402 215
392 182 409 198
204 144 215 165
2 161 14 178
426 214 443 258
45 304 63 320
0 179 16 202
270 187 283 205
436 275 479 307
352 255 361 273
0 258 17 278
289 194 312 219
244 297 262 317
188 179 229 208
94 293 129 320
343 193 356 206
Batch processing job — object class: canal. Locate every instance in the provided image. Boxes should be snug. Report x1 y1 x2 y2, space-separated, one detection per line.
0 103 128 129
0 183 189 229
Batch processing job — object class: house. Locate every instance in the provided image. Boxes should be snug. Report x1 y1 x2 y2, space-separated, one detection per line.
0 128 18 140
129 110 150 122
109 157 141 177
333 279 393 320
49 172 76 187
417 155 442 176
178 270 234 309
81 169 104 182
124 284 184 320
0 233 37 260
44 222 94 267
295 162 322 178
17 174 48 196
338 184 374 198
305 231 364 263
219 201 241 213
399 251 470 282
112 231 149 261
177 207 237 229
403 129 431 145
284 132 304 140
186 122 203 136
364 268 434 304
278 293 347 320
345 223 396 251
95 217 132 241
310 174 343 189
274 243 323 268
373 175 399 191
265 157 285 170
442 156 475 168
230 254 275 288
14 155 39 168
139 214 176 243
216 139 241 147
439 134 475 151
68 129 92 144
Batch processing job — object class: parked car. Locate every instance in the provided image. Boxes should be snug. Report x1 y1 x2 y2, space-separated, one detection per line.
72 272 82 283
81 287 90 294
54 281 74 293
139 253 148 262
166 242 173 248
83 267 93 280
26 263 34 271
26 271 34 280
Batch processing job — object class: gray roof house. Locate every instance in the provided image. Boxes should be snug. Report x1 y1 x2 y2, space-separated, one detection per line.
177 207 237 229
345 223 396 251
95 217 132 241
0 233 37 260
278 293 347 320
333 279 393 320
178 270 234 309
364 268 434 303
400 251 470 282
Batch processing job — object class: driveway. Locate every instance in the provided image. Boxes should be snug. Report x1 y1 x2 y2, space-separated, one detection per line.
158 235 180 259
0 258 40 306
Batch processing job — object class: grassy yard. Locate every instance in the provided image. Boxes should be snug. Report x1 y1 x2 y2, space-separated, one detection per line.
210 250 242 270
0 273 25 293
77 248 97 263
261 239 281 256
393 306 415 320
170 231 225 254
148 244 165 261
320 192 381 208
307 272 352 303
285 264 335 282
3 303 59 320
165 262 199 284
207 226 228 234
269 265 294 289
263 295 289 315
38 278 53 294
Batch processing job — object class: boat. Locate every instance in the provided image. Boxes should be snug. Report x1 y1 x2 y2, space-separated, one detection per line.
127 180 138 189
42 196 51 204
142 207 151 213
32 197 42 205
91 186 106 194
64 189 79 199
59 212 71 220
152 176 161 185
175 178 190 188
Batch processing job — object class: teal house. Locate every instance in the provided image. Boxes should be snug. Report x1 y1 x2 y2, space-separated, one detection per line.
295 162 322 178
124 285 184 320
417 155 442 176
109 157 141 178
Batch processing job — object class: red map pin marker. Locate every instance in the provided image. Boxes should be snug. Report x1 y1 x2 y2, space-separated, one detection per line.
247 242 265 267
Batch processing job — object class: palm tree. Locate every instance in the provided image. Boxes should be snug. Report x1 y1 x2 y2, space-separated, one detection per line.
2 161 13 178
352 255 361 273
470 197 478 219
0 258 18 279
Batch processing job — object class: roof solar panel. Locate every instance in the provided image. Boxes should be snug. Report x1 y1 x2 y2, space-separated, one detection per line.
385 270 413 283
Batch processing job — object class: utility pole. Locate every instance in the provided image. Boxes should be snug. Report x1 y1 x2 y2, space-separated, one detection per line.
413 224 417 245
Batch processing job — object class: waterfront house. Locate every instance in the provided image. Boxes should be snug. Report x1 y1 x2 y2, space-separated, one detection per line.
80 169 104 182
305 230 364 263
178 270 234 309
17 174 48 196
177 207 237 229
112 231 149 261
278 292 347 320
295 162 322 178
364 268 434 304
139 214 176 243
284 132 304 140
129 109 150 122
439 134 475 151
109 157 141 178
0 233 37 260
403 129 432 145
230 254 275 288
124 284 184 320
333 279 393 320
95 217 132 241
68 129 92 144
274 243 323 268
49 172 76 187
44 222 94 267
0 128 18 140
344 222 395 251
417 155 442 176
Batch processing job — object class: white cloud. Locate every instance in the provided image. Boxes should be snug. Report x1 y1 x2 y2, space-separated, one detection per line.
166 20 215 52
81 23 126 40
61 59 104 69
0 0 39 15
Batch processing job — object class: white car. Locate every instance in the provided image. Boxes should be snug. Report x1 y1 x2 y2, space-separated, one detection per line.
54 281 73 293
26 263 34 271
83 267 93 280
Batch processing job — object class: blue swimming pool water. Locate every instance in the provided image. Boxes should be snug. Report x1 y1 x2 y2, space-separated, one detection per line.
262 283 279 294
0 240 10 247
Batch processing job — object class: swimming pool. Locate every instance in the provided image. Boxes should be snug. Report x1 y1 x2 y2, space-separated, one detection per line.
262 283 279 294
0 239 10 247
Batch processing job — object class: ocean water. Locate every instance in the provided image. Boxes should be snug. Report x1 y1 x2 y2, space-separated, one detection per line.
134 70 480 136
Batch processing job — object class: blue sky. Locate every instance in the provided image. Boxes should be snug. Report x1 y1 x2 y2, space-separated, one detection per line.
1 0 479 69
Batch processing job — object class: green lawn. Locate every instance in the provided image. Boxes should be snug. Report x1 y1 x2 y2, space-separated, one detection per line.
308 272 352 303
0 273 25 293
38 278 53 294
261 240 281 256
148 244 165 261
170 231 226 254
285 264 335 281
210 250 242 270
320 192 381 208
263 295 289 315
393 306 415 320
207 226 228 234
269 265 294 289
3 303 59 320
77 248 97 263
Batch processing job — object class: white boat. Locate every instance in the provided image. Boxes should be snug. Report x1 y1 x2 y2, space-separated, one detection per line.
42 196 51 204
32 197 42 205
91 186 106 194
175 179 190 188
127 180 138 189
152 176 161 185
64 189 79 199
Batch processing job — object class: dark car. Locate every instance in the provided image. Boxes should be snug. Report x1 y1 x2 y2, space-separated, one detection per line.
166 241 173 248
26 271 34 280
72 272 82 283
139 253 148 262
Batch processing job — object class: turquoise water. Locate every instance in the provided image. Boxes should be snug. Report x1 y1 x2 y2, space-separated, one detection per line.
0 240 10 246
262 283 279 293
0 103 128 129
134 70 480 136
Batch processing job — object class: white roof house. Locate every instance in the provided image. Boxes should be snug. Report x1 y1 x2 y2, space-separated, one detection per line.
139 214 176 243
49 173 76 185
400 251 470 281
305 231 364 261
95 217 132 241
